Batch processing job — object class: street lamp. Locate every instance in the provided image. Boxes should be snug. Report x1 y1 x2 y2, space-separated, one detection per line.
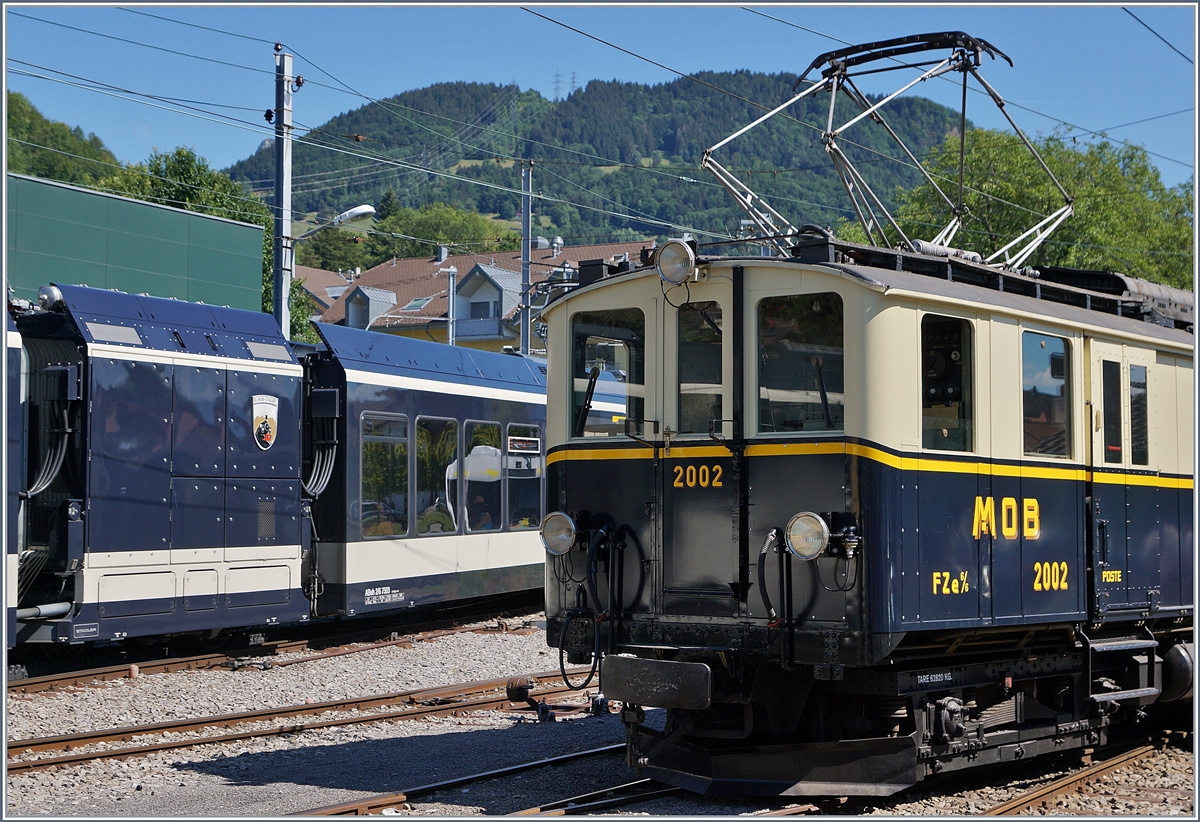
274 203 375 337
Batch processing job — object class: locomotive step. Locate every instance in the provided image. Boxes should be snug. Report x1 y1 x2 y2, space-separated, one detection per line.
1086 637 1159 653
1090 686 1161 703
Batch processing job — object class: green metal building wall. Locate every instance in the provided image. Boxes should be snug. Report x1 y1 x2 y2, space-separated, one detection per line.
6 174 263 311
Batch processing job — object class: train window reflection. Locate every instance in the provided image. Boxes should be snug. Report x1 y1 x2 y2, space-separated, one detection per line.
678 302 723 434
921 316 973 451
463 422 501 532
360 415 408 539
1130 364 1148 465
758 293 844 433
416 417 458 534
571 309 646 438
507 424 542 529
1022 332 1071 457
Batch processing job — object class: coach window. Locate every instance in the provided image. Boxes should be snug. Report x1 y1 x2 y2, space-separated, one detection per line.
1101 360 1123 463
1022 332 1071 457
921 316 973 451
1130 364 1149 465
416 417 458 534
571 309 646 438
678 301 723 434
464 422 501 532
507 424 542 529
758 293 844 433
360 415 408 538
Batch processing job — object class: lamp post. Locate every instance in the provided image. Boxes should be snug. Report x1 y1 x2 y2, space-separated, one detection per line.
276 204 375 337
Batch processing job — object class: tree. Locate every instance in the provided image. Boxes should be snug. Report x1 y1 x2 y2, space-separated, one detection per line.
365 202 520 264
96 147 318 341
844 129 1193 289
376 188 400 221
296 226 372 273
6 91 119 185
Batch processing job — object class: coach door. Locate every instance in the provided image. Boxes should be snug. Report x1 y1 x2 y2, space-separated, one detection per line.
1086 339 1159 616
659 277 738 616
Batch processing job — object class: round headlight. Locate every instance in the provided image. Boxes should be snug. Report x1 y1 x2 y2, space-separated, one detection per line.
654 238 696 285
540 511 577 556
784 512 829 560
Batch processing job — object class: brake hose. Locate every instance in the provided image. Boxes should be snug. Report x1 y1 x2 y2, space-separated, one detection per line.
757 528 782 628
558 586 599 690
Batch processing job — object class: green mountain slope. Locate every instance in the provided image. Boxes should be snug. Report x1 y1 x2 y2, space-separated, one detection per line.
224 73 967 242
7 90 120 185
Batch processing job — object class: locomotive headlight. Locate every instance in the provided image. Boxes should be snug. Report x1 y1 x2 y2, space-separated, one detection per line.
654 238 696 285
784 512 829 560
540 511 577 556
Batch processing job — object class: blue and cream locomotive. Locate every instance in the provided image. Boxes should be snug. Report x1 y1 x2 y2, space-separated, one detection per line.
539 32 1194 796
7 283 546 650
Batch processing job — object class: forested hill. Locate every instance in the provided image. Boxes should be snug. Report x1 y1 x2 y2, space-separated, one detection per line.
224 72 967 242
7 90 120 185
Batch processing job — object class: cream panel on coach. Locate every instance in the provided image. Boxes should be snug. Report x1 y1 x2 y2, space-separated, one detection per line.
89 550 171 569
226 565 291 594
7 553 19 608
183 569 219 599
98 571 176 603
171 548 222 565
486 531 543 570
224 543 300 563
343 538 461 586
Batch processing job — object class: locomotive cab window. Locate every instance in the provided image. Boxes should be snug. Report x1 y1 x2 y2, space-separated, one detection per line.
677 301 724 434
571 309 646 438
360 415 408 538
758 293 844 433
1130 364 1149 465
416 417 458 534
506 424 542 529
1101 360 1123 463
463 421 501 532
921 316 973 451
1022 332 1071 457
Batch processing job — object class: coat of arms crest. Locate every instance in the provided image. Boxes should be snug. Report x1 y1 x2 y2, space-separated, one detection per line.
252 394 279 451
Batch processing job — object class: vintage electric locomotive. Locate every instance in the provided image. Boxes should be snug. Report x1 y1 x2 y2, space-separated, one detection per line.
538 32 1194 796
7 283 546 651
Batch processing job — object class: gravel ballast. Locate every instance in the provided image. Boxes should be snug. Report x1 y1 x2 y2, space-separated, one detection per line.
5 616 1195 816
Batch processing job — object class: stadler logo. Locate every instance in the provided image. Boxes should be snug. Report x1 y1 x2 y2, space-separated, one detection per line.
252 395 279 451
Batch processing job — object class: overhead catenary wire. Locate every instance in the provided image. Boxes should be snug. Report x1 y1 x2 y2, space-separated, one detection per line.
1122 7 1194 64
11 10 1189 259
8 67 729 239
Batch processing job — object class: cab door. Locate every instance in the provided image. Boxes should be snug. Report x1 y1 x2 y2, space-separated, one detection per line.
563 294 659 616
659 275 738 616
1086 339 1158 617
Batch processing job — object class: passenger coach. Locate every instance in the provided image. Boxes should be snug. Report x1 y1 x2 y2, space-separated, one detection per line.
7 284 546 651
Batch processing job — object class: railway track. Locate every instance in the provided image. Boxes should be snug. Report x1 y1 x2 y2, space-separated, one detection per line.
511 779 683 816
980 741 1174 816
298 745 625 815
7 668 590 774
6 618 539 694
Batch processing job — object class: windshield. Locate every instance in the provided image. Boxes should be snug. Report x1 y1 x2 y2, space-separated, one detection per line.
571 308 646 437
758 293 845 433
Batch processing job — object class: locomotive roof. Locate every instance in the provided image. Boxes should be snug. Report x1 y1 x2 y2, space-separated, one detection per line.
27 283 298 365
808 261 1194 350
314 321 546 395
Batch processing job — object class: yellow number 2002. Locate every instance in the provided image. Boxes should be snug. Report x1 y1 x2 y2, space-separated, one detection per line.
1033 561 1068 592
672 464 723 489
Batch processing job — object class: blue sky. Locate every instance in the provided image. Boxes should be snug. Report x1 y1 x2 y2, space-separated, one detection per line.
5 4 1196 189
